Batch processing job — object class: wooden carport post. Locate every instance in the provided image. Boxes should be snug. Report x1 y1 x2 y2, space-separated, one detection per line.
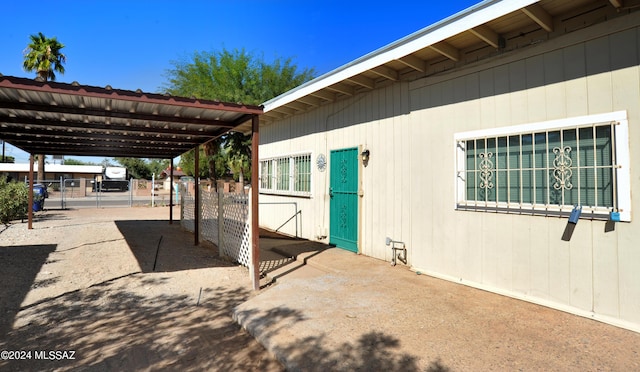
169 160 174 224
250 114 260 290
194 145 200 246
28 154 34 229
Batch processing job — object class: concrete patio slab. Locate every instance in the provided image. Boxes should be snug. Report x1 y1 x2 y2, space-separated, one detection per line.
237 245 640 371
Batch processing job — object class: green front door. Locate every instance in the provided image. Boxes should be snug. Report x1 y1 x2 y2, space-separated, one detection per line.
329 147 358 252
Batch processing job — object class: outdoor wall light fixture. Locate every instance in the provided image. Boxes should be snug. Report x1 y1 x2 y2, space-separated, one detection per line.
361 149 370 164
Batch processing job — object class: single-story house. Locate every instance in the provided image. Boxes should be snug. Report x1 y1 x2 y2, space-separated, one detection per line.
159 167 186 180
159 167 187 190
257 0 640 333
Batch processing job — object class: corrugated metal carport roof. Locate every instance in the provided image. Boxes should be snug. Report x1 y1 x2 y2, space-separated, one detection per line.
0 75 263 159
0 74 264 290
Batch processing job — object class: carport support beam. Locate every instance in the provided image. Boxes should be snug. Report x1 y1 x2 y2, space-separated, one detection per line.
28 154 34 229
194 145 200 246
169 159 174 224
250 114 260 290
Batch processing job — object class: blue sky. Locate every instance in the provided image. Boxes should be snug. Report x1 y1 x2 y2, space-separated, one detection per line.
1 0 479 163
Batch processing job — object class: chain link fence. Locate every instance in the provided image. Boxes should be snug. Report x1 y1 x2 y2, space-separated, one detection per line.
25 178 163 209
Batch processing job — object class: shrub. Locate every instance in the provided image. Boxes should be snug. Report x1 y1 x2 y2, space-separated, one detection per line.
0 177 29 224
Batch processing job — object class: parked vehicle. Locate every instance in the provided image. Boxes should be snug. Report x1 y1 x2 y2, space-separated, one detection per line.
92 167 130 191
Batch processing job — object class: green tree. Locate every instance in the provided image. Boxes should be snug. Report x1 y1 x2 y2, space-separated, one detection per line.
164 48 314 105
63 158 96 165
22 32 67 181
100 158 114 168
114 157 151 179
226 132 252 184
113 158 171 180
164 47 315 187
148 159 171 177
23 32 66 81
0 176 29 224
178 147 225 179
1 156 16 164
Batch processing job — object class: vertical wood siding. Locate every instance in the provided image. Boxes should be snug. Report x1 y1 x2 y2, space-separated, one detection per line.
259 15 640 331
408 23 640 329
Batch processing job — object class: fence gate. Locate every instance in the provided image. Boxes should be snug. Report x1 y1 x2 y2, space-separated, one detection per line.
29 178 137 209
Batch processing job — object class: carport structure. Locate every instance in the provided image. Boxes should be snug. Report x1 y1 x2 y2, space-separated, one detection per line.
0 74 263 289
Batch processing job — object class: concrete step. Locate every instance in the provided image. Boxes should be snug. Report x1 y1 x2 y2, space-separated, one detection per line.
260 241 333 286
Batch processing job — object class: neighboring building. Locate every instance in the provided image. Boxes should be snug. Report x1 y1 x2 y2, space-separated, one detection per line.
159 167 187 181
257 0 640 332
159 167 187 191
0 163 102 182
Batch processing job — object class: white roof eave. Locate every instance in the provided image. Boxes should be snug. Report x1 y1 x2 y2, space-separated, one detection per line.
263 0 539 113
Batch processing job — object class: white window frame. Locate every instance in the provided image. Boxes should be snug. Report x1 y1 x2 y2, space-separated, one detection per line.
453 111 631 221
259 152 313 197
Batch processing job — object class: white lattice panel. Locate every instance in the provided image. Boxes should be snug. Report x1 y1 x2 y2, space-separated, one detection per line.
180 187 251 268
181 191 195 233
221 193 251 267
200 189 219 245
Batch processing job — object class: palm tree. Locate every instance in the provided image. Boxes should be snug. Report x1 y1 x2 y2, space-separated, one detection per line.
226 132 252 187
203 138 225 188
23 32 66 81
23 32 67 180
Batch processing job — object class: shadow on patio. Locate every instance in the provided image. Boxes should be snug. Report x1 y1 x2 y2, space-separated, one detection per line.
0 244 57 340
1 282 283 371
257 228 330 281
115 220 236 273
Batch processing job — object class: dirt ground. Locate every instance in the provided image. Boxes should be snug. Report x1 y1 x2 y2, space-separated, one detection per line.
2 206 640 371
0 206 283 371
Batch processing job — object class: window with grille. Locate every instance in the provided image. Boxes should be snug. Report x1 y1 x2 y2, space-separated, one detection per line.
276 158 290 191
454 111 631 221
260 153 312 196
260 160 272 189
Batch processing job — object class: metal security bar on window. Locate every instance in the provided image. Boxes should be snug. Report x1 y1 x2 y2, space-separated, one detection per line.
260 160 272 189
276 158 290 191
456 119 622 219
293 154 311 193
259 152 312 196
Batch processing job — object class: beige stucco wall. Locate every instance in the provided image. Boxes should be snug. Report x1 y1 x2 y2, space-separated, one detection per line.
259 11 640 331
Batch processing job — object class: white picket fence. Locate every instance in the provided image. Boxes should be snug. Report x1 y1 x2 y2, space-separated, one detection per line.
180 186 252 267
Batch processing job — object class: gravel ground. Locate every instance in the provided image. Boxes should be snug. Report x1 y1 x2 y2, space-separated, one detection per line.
0 207 283 371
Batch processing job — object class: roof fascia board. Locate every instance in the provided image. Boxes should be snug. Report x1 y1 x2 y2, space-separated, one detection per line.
262 0 539 113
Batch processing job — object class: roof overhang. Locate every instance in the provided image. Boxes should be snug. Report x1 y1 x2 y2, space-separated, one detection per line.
0 75 263 159
262 0 630 122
